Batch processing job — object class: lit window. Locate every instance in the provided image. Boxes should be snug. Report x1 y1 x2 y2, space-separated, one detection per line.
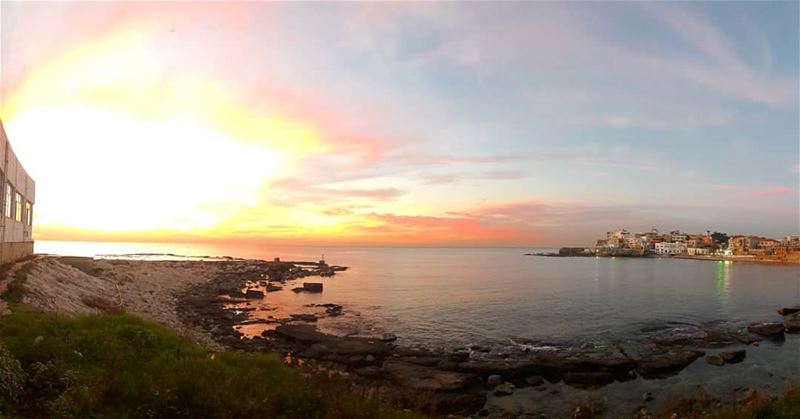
14 192 22 222
4 184 11 218
25 202 32 226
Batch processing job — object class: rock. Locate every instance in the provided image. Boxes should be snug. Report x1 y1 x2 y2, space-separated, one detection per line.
33 335 44 345
630 346 704 378
365 354 376 363
487 374 502 386
381 333 398 342
705 354 725 366
641 392 654 403
563 371 615 388
325 305 343 316
291 287 305 293
525 375 544 386
777 306 800 316
311 337 392 356
747 322 785 337
265 283 282 292
382 360 479 392
274 324 329 344
649 325 756 348
289 313 318 322
458 359 538 378
493 382 514 397
303 282 323 293
403 357 440 367
784 313 800 333
720 349 746 364
354 366 382 378
448 350 470 362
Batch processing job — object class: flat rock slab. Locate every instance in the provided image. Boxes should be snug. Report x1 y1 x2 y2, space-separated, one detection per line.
630 347 704 378
274 324 329 344
310 337 392 356
382 360 479 392
706 349 745 366
778 307 800 316
785 313 800 333
458 359 539 378
747 322 785 337
530 347 635 373
648 325 756 348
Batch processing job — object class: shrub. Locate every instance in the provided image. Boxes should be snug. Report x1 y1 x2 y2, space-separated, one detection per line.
0 343 24 410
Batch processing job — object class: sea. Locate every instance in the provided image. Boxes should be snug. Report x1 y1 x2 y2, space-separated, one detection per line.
36 241 800 415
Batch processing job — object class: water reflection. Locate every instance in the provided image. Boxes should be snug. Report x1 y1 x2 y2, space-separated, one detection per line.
715 260 732 300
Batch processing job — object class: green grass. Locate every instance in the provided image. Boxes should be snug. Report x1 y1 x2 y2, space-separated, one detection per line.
0 310 417 419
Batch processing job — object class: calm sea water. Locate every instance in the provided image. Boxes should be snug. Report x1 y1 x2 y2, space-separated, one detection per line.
37 241 800 348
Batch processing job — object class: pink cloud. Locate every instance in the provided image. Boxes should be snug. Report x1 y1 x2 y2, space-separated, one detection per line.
755 187 790 197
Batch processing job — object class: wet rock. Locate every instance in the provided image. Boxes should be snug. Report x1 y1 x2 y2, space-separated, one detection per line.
784 313 800 333
355 366 382 378
705 354 725 366
525 375 544 386
529 347 635 381
402 356 440 367
381 333 398 342
720 349 746 364
303 282 323 293
493 382 514 397
365 354 376 363
274 324 329 344
649 324 754 348
311 337 391 357
448 350 470 362
458 359 538 378
642 392 654 403
747 322 785 338
630 346 704 378
778 306 800 316
487 374 502 386
563 371 615 388
325 305 343 316
265 283 282 292
382 360 479 392
289 313 318 322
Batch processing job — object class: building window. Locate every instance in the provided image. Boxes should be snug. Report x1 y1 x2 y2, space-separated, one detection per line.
25 202 32 226
14 192 22 222
4 183 11 218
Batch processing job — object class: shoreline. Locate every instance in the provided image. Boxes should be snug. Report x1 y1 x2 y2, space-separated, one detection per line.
529 252 800 266
2 255 799 417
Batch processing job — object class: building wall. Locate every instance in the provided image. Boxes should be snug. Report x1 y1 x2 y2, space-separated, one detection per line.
0 120 35 263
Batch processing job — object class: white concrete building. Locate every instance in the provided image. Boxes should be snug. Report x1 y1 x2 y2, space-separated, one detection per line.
0 120 35 264
687 247 710 256
655 242 687 255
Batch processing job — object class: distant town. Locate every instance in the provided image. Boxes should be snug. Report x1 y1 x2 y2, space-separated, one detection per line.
550 229 800 264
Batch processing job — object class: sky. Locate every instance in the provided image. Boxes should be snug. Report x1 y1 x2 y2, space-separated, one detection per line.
0 1 798 247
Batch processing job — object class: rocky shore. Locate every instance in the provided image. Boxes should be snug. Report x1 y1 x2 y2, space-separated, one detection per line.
173 257 800 417
2 255 798 417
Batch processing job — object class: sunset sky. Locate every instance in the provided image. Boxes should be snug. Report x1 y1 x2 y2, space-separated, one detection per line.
1 2 798 247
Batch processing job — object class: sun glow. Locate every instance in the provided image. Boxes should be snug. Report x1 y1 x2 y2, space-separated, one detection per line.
2 31 324 238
